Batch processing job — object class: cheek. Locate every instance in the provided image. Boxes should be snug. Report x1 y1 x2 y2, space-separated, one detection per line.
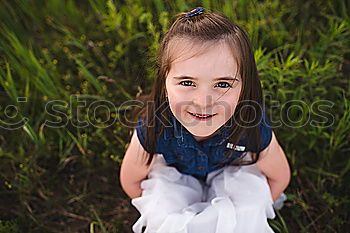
216 101 236 118
166 87 180 111
168 94 189 115
217 92 240 117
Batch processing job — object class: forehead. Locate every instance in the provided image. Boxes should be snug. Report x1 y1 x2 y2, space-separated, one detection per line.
166 38 239 77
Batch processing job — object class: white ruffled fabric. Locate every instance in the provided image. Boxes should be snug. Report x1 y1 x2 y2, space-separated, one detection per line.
131 154 276 233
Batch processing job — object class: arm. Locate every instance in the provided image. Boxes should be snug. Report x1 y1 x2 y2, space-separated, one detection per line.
120 129 155 199
256 130 290 201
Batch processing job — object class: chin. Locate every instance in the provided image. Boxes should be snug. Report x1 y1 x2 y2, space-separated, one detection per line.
187 128 217 138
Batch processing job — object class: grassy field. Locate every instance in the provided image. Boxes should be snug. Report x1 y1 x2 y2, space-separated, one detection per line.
0 0 349 232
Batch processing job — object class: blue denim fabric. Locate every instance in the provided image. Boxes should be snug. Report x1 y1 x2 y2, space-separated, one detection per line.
136 113 272 180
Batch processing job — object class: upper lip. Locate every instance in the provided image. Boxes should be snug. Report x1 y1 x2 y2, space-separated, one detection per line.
189 112 216 116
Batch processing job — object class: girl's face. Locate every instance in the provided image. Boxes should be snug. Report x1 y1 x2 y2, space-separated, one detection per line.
165 41 242 141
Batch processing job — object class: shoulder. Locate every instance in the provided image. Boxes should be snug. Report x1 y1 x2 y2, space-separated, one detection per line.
120 129 157 184
135 117 155 153
259 130 280 159
244 112 272 153
135 116 172 154
255 130 290 180
124 129 154 167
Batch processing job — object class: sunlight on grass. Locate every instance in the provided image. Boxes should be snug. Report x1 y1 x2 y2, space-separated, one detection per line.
0 0 349 232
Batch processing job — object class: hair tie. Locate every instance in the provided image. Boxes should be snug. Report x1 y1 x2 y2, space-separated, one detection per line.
184 7 205 18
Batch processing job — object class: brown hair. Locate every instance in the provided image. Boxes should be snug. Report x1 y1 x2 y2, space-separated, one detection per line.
133 9 263 166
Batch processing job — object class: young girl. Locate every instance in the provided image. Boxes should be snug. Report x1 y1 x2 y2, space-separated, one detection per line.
120 7 290 233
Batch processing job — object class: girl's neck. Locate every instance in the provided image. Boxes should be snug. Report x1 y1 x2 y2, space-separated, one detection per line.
193 130 221 142
193 135 212 142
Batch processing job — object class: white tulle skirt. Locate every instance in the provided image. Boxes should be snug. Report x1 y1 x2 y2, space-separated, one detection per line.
131 153 276 233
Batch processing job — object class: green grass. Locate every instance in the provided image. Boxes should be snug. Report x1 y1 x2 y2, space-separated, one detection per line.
0 0 349 232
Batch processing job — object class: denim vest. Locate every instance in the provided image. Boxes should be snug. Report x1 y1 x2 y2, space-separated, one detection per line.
136 113 272 180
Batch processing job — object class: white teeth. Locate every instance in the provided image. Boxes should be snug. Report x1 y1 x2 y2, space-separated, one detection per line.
190 113 213 118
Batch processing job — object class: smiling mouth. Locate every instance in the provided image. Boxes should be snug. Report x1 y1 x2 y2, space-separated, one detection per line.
188 112 216 119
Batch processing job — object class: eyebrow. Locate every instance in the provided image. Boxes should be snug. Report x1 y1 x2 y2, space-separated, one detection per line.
172 76 237 81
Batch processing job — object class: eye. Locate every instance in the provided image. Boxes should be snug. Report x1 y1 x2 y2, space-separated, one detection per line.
215 81 233 88
179 80 195 86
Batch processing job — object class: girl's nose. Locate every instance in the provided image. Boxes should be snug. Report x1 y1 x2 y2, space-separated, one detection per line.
192 89 214 108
